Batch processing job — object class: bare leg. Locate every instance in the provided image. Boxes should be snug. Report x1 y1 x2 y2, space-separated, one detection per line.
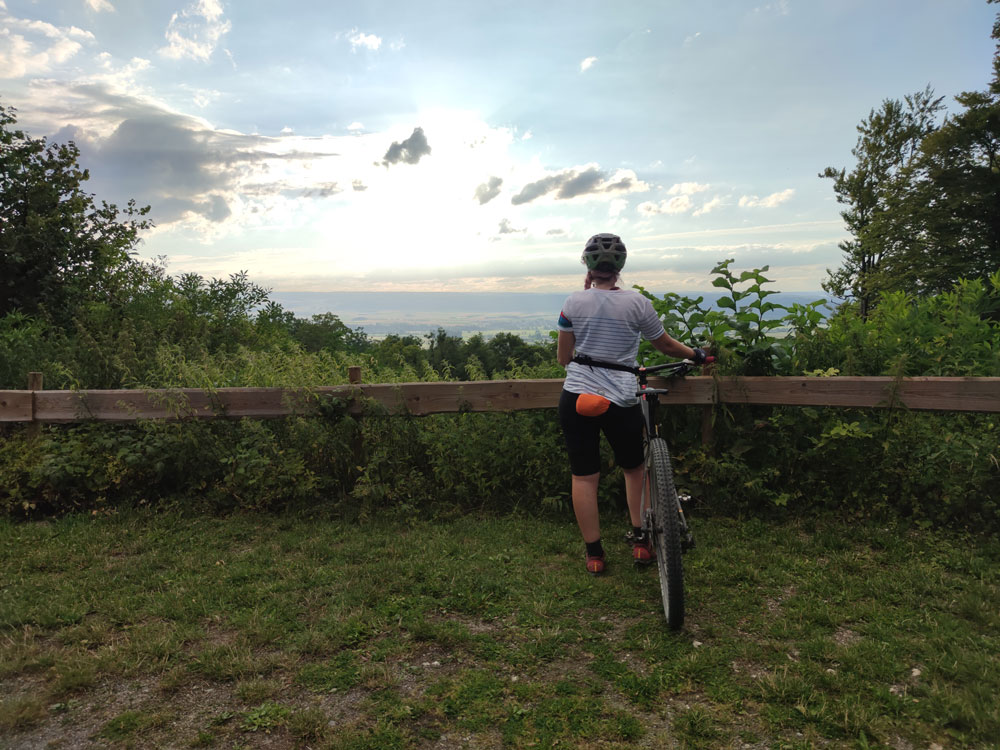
571 472 601 543
623 464 645 528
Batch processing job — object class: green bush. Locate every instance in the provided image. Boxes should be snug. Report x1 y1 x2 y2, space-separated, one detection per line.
638 263 1000 531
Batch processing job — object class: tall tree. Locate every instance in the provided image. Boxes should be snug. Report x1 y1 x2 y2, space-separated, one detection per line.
820 88 944 318
894 0 1000 295
0 103 150 321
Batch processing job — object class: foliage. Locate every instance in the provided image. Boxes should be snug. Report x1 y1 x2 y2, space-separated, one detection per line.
425 327 556 381
0 102 151 324
637 258 829 375
794 271 1000 377
820 88 945 317
287 311 371 354
638 262 1000 530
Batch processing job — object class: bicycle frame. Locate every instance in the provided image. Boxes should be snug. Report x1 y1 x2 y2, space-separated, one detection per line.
636 359 694 443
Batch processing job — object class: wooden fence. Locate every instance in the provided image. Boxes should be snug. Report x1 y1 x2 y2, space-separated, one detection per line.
2 370 999 425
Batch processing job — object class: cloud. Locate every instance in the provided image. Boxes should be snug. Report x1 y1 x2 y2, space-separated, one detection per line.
159 0 231 62
739 188 795 208
474 176 503 205
300 182 342 198
348 29 382 52
157 194 231 223
497 218 524 235
28 82 344 229
683 31 702 46
0 11 94 78
511 166 648 205
85 0 115 11
347 122 365 132
93 53 150 91
352 179 368 192
755 1 790 16
693 195 723 216
639 185 725 216
667 182 710 196
620 241 838 278
639 195 693 216
580 56 597 72
381 126 431 166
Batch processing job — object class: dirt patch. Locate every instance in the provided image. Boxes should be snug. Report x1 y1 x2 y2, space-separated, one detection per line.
764 584 797 615
426 612 504 634
832 626 863 647
5 674 166 749
425 729 504 749
730 659 769 681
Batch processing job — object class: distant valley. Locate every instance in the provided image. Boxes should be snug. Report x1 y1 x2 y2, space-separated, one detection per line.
269 291 834 342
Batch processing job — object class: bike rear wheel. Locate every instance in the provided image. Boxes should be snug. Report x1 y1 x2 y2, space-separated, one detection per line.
647 437 685 629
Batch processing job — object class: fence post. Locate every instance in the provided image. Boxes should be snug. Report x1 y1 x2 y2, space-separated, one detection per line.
28 372 42 437
700 405 714 451
348 366 361 385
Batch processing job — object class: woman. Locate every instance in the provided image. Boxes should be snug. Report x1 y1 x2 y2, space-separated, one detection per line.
556 233 706 574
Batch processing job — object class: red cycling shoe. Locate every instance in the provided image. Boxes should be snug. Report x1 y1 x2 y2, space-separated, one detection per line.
585 553 606 575
626 531 656 565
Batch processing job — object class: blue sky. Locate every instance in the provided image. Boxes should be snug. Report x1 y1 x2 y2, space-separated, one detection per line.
2 0 997 293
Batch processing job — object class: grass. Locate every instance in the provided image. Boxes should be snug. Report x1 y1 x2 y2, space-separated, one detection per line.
0 508 998 749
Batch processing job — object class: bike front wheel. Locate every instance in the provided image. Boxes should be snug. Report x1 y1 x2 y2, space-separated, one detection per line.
647 437 684 629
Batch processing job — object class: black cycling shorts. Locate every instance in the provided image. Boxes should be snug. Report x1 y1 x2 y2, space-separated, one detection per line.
558 389 644 476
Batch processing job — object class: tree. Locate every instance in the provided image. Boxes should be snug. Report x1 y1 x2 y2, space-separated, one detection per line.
898 89 1000 295
822 3 1000 315
425 327 465 376
0 103 150 321
290 312 371 353
372 334 426 371
895 1 1000 295
820 88 944 318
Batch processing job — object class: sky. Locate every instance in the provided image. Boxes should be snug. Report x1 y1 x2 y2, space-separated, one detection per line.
1 1 997 295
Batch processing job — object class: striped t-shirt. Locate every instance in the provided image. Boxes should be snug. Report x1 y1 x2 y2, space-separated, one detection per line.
557 288 666 406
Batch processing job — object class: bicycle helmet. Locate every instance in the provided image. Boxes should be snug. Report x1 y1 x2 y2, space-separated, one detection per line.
582 233 627 272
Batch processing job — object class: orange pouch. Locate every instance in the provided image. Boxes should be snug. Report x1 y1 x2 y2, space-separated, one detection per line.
576 393 612 417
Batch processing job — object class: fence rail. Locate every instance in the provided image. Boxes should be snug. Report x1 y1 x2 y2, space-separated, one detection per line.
2 373 999 424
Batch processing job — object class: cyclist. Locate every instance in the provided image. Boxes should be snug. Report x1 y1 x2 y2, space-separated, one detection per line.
556 233 707 574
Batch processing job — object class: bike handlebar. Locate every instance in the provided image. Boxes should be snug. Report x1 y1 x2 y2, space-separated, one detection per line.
640 355 715 374
571 354 714 377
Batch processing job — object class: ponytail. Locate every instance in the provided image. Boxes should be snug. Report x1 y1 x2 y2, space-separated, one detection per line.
584 269 619 289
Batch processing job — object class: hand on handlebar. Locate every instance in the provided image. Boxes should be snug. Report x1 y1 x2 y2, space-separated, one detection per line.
691 347 710 365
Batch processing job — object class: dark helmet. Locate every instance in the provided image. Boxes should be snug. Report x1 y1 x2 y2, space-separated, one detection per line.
582 233 627 272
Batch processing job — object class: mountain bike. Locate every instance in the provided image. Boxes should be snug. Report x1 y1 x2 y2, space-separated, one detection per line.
572 354 712 629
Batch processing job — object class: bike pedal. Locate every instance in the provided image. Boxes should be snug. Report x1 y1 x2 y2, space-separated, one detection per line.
678 494 692 503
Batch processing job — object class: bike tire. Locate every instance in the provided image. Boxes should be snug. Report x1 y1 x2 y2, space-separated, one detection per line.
647 437 685 629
